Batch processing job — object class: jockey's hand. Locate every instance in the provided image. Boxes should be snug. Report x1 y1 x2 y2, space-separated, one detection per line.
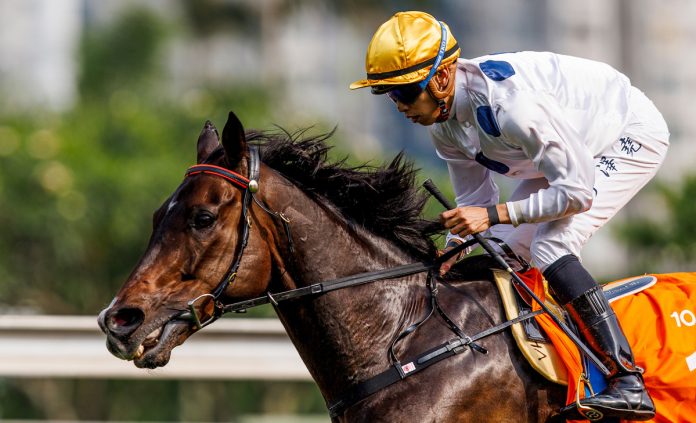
437 239 467 277
440 206 490 237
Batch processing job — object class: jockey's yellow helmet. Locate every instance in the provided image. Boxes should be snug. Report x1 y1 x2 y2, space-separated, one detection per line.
349 11 460 91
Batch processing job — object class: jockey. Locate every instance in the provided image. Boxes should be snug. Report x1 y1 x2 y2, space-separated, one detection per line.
350 11 669 421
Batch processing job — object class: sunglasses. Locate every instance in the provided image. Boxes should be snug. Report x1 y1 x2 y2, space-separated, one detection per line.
372 83 425 105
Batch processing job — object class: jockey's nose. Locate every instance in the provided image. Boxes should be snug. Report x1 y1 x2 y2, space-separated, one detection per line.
104 306 144 339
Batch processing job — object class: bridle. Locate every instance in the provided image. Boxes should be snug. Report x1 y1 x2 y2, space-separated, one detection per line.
171 145 541 417
172 145 479 329
176 145 291 329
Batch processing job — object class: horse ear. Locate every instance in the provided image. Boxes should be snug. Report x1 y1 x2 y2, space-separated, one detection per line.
221 111 247 167
197 120 220 164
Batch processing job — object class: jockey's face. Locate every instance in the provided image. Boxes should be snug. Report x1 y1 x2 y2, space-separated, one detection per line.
388 65 455 127
390 89 441 126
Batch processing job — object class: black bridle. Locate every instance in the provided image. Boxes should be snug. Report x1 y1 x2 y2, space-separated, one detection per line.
174 145 479 329
172 147 543 417
177 146 291 329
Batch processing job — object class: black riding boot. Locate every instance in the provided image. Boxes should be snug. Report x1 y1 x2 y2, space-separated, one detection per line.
543 255 655 421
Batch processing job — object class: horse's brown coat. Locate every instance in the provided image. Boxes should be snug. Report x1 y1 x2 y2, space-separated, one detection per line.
98 112 565 422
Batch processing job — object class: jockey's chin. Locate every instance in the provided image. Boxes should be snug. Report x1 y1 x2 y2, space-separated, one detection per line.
404 110 439 126
412 115 437 126
405 101 444 126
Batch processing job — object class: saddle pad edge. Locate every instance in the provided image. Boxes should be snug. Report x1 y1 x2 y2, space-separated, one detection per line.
603 275 657 303
491 269 569 386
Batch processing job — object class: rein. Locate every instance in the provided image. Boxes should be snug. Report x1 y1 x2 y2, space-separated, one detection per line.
217 237 493 313
175 147 541 418
177 146 473 328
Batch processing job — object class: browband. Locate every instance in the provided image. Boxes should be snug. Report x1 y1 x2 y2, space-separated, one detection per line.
186 164 250 190
185 146 260 191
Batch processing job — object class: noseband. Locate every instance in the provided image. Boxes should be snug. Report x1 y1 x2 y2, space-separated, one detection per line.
177 146 291 329
168 146 544 418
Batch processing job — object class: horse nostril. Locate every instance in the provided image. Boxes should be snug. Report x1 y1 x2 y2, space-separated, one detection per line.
107 307 145 337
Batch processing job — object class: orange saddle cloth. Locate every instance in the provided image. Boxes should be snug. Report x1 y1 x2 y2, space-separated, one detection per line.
517 269 696 423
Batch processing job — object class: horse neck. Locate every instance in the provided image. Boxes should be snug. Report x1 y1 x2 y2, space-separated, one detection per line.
260 166 418 282
262 169 429 400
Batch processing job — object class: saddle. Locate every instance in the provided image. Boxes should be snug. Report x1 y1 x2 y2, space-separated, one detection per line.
503 270 696 423
493 269 656 386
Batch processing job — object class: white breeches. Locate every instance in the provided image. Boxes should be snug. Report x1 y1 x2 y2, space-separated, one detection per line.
488 87 670 271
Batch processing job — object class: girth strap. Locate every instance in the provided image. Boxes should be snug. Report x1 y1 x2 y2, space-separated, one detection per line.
327 308 544 418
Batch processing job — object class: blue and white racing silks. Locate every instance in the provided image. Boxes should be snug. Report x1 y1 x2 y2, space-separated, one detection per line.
431 51 634 226
430 51 669 268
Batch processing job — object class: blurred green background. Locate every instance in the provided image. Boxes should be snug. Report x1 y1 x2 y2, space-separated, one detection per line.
1 0 695 421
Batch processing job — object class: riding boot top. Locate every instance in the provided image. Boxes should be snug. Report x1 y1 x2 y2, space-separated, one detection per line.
543 254 655 421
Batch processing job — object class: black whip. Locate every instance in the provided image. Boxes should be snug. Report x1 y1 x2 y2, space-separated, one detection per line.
423 178 610 376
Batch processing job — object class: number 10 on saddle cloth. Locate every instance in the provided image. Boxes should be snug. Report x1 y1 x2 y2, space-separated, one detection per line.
516 270 696 423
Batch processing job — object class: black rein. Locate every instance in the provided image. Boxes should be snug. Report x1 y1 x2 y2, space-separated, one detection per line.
175 147 542 418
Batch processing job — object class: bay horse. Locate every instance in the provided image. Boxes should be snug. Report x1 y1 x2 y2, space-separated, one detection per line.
98 111 566 422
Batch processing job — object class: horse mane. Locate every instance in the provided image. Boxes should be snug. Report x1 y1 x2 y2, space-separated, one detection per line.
240 128 441 260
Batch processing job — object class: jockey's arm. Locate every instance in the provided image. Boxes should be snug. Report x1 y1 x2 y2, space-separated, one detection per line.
500 91 595 226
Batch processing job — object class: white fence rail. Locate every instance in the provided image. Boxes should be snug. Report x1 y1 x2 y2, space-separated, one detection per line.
0 315 312 380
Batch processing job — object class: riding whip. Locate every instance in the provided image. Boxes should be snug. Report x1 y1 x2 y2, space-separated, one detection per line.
422 178 611 376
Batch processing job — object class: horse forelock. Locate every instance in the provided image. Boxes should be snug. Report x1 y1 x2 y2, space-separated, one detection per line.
211 128 439 260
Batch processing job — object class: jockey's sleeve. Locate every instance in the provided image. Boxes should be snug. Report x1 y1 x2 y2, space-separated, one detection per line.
430 126 500 210
498 91 595 225
430 127 498 251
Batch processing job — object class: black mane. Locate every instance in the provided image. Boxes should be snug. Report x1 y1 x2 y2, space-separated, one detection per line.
245 129 440 260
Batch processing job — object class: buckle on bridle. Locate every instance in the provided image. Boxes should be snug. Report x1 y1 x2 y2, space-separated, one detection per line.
185 293 219 330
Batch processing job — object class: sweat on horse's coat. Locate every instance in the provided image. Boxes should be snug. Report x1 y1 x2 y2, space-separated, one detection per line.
99 112 689 422
99 112 568 422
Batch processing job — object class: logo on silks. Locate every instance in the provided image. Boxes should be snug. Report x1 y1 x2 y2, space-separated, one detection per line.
475 151 510 174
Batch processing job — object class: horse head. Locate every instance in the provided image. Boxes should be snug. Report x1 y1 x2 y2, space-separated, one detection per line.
98 111 281 368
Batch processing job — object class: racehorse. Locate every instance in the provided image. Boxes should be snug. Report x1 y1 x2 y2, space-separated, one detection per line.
98 111 566 422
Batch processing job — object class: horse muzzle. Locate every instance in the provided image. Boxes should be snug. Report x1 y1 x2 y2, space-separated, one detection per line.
98 304 145 360
98 303 193 368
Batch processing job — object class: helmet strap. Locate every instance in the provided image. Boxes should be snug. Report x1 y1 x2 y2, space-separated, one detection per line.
425 87 451 122
426 63 455 100
436 99 450 122
426 61 456 123
426 70 454 122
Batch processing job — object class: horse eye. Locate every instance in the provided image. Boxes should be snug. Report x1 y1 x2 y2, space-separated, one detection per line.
192 210 216 229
